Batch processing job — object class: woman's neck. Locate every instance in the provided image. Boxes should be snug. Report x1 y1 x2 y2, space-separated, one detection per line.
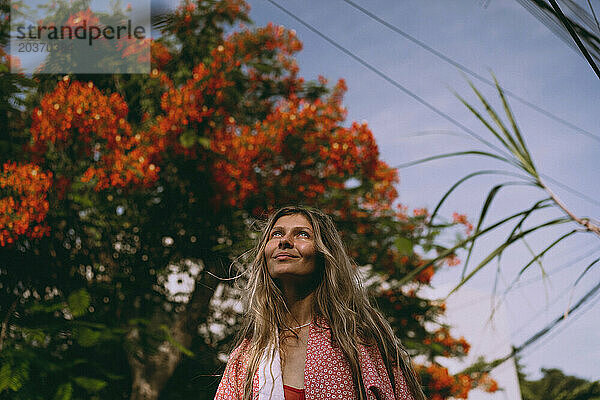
280 282 315 326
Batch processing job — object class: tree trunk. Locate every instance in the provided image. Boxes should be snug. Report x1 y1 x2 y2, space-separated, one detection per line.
128 269 218 400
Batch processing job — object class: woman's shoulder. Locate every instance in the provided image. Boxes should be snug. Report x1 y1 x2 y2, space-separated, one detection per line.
215 338 254 399
227 337 252 366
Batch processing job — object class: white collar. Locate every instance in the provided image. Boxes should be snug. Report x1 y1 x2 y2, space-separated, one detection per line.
258 328 285 400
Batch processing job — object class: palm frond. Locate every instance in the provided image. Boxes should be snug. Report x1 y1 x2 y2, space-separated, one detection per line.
447 216 571 297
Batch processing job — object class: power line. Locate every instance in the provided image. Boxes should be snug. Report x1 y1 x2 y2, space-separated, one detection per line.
489 277 600 372
341 0 600 143
512 276 574 337
540 173 600 207
265 0 600 209
513 244 600 288
264 0 513 161
448 243 600 310
519 279 600 360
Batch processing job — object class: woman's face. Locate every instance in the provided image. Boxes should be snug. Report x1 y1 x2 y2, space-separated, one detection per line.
264 213 318 280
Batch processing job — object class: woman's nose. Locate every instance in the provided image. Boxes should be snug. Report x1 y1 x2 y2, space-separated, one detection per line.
278 234 293 248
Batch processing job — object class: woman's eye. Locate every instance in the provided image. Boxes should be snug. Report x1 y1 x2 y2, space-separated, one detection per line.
270 230 309 238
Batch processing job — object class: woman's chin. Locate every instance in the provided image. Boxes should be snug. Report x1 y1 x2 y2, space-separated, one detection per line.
271 269 308 279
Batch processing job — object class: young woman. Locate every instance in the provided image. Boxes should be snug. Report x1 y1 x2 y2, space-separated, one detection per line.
215 205 426 400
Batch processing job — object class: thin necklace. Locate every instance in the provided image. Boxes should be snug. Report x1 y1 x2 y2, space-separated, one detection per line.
291 321 311 330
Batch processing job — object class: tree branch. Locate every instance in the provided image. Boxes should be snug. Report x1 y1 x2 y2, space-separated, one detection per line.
539 179 600 236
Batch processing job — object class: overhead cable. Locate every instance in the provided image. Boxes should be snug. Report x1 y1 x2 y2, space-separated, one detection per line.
265 0 600 208
341 0 600 143
264 0 512 160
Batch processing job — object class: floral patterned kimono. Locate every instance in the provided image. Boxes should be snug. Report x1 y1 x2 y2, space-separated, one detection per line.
214 316 415 400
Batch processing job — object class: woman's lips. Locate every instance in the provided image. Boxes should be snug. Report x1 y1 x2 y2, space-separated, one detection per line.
275 254 298 260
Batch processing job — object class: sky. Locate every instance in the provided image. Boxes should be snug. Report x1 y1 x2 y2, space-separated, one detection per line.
156 0 600 394
238 0 600 382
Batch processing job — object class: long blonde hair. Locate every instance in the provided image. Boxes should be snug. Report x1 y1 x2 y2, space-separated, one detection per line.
231 205 426 400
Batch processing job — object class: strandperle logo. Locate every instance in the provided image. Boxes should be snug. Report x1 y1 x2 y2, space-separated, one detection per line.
9 1 151 74
14 19 147 46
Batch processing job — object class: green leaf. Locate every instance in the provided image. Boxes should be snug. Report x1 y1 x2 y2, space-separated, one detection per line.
430 342 446 354
0 361 28 392
573 257 600 288
459 79 539 177
74 327 102 347
197 136 211 149
467 80 522 157
519 237 547 283
73 377 107 392
394 237 413 255
429 169 534 225
22 328 47 344
448 217 571 297
397 203 555 286
395 150 512 170
179 130 197 148
515 230 578 279
252 62 273 73
454 91 515 160
54 382 73 400
27 302 65 314
460 181 534 279
127 318 151 326
68 289 91 318
72 321 111 330
0 363 12 392
159 325 194 357
507 198 554 241
492 74 536 176
71 192 94 208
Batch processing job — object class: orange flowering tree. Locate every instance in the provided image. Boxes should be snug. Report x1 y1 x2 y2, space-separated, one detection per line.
0 0 496 399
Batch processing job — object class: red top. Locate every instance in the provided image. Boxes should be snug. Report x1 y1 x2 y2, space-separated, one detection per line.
283 384 305 400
